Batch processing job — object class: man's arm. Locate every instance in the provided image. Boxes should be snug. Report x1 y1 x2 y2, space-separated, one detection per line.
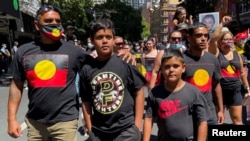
142 117 153 141
149 50 164 90
134 88 145 130
82 102 92 133
196 121 207 141
212 80 224 124
8 80 24 138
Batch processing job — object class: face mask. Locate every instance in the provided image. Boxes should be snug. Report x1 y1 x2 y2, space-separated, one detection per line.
135 45 140 50
223 42 234 48
181 41 186 46
87 43 94 49
228 43 234 48
42 24 64 41
170 44 182 50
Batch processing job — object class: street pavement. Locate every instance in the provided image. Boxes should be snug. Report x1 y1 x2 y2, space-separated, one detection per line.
0 77 232 141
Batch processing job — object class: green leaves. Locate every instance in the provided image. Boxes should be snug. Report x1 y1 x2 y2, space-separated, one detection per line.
94 1 143 41
48 0 88 36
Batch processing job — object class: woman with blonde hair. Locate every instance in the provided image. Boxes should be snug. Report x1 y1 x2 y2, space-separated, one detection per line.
209 16 250 124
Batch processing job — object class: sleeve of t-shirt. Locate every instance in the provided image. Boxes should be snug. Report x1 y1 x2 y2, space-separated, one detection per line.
0 48 5 53
75 48 88 73
11 51 26 81
79 68 92 102
79 57 93 103
144 90 155 118
193 89 211 122
127 64 147 92
213 57 222 81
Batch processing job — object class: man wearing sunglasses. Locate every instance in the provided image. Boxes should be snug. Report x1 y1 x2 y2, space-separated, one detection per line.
114 36 124 53
166 30 186 52
148 30 185 90
7 5 136 141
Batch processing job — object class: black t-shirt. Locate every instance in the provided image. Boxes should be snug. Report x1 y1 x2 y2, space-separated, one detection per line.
80 54 146 133
11 40 87 124
66 34 77 42
182 51 221 120
145 83 210 141
218 51 242 89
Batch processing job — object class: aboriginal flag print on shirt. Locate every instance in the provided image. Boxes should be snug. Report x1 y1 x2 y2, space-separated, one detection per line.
221 64 240 78
184 68 212 92
24 54 68 87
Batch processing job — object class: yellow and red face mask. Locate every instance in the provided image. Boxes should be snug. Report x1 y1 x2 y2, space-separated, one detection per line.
42 24 64 41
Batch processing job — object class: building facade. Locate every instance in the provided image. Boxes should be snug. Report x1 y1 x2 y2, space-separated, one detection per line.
147 0 181 42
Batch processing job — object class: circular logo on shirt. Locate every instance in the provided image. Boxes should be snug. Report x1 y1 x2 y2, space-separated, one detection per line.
193 69 209 86
34 60 56 80
91 72 124 114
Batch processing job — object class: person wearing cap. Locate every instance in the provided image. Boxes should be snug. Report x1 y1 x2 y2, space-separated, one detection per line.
176 23 189 47
7 4 136 141
66 25 77 44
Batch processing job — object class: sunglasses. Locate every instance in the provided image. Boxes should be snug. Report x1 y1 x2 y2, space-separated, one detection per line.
36 5 62 18
171 37 182 41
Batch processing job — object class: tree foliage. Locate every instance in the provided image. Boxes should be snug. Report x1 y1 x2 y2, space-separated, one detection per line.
46 0 145 42
141 17 150 40
48 0 90 41
93 0 143 41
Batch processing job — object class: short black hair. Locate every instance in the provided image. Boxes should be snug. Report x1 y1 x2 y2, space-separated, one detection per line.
35 5 61 20
161 49 185 64
188 22 208 35
89 18 115 39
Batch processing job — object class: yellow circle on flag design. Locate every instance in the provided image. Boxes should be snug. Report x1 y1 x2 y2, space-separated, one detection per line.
137 63 146 76
34 60 56 80
52 28 60 37
193 69 209 86
226 65 235 74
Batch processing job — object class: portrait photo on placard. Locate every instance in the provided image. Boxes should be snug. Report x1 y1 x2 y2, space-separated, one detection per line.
199 12 219 33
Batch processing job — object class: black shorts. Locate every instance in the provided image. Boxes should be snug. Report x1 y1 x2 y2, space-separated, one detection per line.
90 124 141 141
222 87 243 108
